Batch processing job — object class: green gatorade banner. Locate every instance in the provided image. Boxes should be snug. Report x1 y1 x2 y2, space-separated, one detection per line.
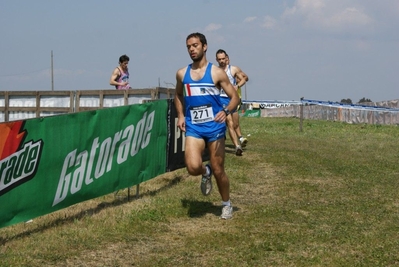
241 110 261 117
0 100 168 228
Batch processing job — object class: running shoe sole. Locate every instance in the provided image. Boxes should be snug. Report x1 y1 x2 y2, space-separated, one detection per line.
201 164 212 196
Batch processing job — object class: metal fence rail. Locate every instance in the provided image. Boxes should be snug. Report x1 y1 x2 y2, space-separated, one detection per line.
0 87 176 122
256 99 399 125
2 90 398 125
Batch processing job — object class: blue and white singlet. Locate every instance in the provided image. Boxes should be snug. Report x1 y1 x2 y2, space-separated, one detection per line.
182 63 225 138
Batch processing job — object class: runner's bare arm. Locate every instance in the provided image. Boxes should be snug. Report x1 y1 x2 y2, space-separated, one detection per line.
174 68 186 132
213 66 240 122
109 68 120 87
233 66 249 87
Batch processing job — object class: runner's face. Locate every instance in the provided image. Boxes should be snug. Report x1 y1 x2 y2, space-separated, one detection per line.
120 61 129 71
186 37 205 62
216 53 228 68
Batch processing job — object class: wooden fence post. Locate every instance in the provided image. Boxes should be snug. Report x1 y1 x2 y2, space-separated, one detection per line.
299 97 304 132
4 92 9 122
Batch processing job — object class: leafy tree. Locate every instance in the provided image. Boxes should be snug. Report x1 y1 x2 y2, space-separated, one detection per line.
358 97 372 103
340 98 353 104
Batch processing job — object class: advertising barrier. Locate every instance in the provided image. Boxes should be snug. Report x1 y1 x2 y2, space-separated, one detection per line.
241 110 261 117
0 101 168 228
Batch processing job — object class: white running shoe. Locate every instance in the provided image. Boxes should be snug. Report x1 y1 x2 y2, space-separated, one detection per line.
201 164 212 196
221 205 233 219
239 137 248 148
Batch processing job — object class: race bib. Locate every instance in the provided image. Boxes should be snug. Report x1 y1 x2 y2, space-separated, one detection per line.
189 104 214 124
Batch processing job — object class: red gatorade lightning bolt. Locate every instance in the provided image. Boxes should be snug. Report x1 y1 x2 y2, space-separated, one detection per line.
0 121 26 160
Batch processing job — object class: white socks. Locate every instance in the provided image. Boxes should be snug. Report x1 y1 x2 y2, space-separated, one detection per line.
222 200 231 207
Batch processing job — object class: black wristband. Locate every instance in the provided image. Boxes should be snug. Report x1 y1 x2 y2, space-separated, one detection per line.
223 108 231 115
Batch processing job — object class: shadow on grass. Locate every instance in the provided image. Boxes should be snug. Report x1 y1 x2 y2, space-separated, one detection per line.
181 199 220 217
225 144 236 149
225 144 238 155
181 199 240 218
0 175 185 245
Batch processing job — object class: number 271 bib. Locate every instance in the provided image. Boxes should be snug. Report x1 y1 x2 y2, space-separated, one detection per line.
189 104 214 124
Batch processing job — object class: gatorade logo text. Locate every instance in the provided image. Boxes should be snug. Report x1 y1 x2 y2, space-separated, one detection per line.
0 121 43 196
247 111 260 117
53 111 155 206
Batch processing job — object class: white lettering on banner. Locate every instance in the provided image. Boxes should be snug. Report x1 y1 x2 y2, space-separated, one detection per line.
71 151 88 194
130 111 147 157
107 131 122 172
0 141 43 195
174 118 186 153
95 137 111 178
53 111 155 206
247 111 260 117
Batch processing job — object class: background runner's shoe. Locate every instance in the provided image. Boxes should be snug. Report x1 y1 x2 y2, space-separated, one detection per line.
240 137 248 148
201 164 212 196
235 145 243 156
221 205 233 219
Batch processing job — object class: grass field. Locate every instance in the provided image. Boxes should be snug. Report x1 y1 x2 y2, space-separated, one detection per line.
1 117 399 266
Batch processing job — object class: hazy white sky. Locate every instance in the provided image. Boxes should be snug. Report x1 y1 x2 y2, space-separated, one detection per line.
1 0 398 102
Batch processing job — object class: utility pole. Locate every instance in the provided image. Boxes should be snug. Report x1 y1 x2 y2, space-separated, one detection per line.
51 50 54 91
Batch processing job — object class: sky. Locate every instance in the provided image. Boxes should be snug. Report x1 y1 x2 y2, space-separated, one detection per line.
1 0 398 103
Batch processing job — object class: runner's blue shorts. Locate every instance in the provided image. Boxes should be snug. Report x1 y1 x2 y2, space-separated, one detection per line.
186 128 226 143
